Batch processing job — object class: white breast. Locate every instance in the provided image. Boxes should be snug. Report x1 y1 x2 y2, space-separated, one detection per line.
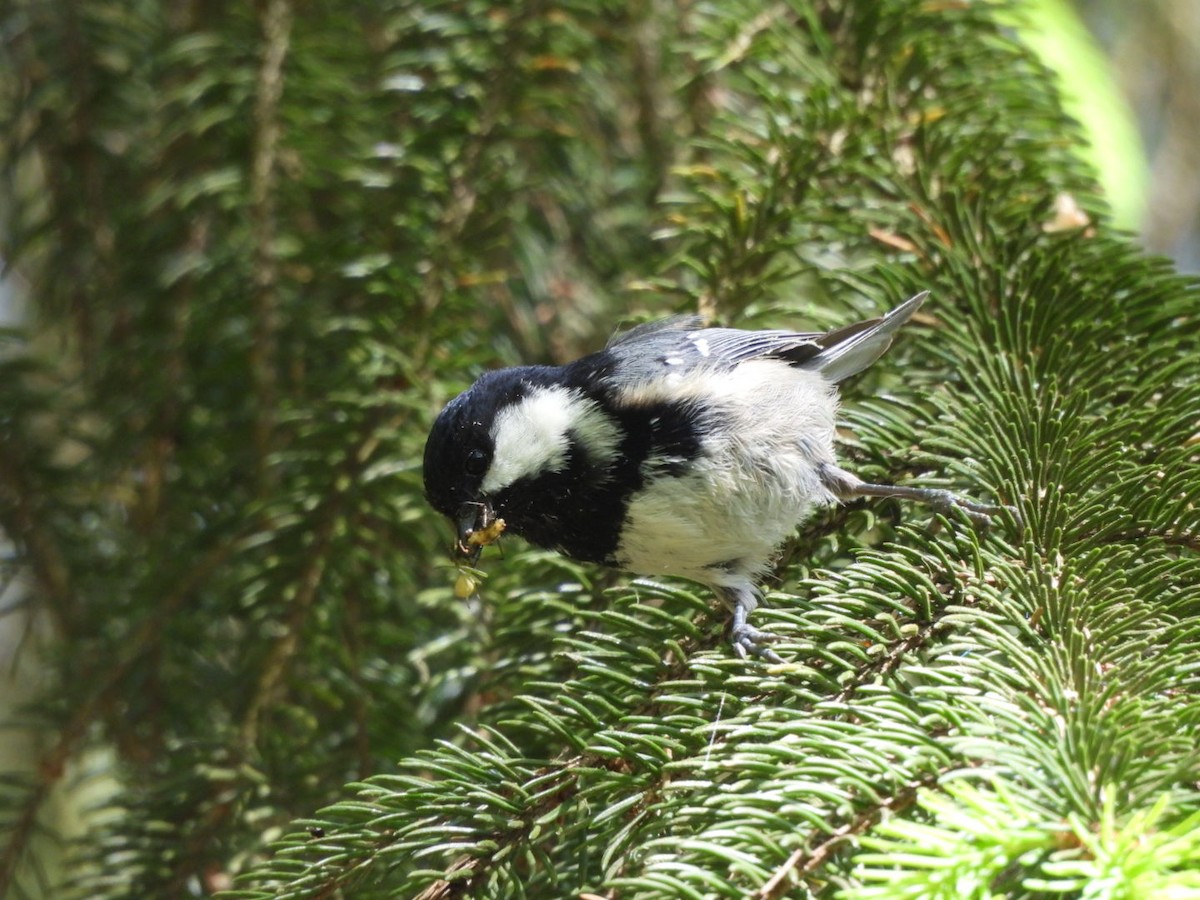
615 360 839 584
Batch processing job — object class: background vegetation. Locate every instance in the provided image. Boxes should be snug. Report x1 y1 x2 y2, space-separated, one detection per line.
1074 0 1200 270
0 0 1197 897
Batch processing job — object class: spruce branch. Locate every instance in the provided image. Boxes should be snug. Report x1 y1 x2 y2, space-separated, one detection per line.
416 0 549 324
238 506 336 752
239 411 412 752
236 537 989 896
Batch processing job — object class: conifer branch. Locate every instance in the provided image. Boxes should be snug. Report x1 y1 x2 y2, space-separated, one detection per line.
239 506 337 751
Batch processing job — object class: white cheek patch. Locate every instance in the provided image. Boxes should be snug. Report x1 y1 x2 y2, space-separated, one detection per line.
482 386 574 494
480 386 620 495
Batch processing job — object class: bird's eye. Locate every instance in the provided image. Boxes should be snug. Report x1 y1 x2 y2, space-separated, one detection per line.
464 448 488 476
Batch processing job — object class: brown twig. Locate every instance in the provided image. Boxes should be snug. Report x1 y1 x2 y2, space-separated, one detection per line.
248 0 293 491
756 771 937 899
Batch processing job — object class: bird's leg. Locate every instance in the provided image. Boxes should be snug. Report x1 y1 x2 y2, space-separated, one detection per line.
715 583 784 664
819 464 1015 528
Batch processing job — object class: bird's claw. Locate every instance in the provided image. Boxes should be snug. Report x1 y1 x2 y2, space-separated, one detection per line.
923 490 1020 530
731 623 784 664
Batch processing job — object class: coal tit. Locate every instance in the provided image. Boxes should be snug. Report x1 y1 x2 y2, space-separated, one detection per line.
423 292 1007 662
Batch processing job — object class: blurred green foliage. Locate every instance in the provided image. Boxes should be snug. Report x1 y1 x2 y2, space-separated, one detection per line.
1007 0 1148 231
0 0 1197 897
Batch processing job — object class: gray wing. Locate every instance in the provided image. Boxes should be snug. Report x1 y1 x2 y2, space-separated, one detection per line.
683 327 826 366
605 315 706 348
606 315 825 371
803 290 928 383
604 291 927 383
691 292 928 376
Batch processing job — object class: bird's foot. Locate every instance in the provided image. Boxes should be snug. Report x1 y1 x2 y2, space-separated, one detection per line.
716 581 786 664
913 489 1019 529
730 622 784 663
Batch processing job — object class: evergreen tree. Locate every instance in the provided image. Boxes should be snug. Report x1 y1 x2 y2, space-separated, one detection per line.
0 1 1196 897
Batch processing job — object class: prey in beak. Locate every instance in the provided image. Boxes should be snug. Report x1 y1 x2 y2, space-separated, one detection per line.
455 501 506 564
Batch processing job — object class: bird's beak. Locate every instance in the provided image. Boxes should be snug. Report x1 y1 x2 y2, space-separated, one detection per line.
455 500 500 563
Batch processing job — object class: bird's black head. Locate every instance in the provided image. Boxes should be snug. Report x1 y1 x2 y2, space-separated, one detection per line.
423 366 562 557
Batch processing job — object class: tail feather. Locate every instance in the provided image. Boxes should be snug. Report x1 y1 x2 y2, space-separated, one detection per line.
812 291 928 383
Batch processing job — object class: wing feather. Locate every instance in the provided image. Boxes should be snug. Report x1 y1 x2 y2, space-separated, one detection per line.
683 328 825 366
600 291 927 382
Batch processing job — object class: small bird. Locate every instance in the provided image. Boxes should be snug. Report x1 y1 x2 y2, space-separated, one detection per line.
423 292 1007 662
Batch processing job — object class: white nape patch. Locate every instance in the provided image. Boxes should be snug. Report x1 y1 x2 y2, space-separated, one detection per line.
692 337 710 357
481 385 620 494
665 356 684 366
569 395 622 467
